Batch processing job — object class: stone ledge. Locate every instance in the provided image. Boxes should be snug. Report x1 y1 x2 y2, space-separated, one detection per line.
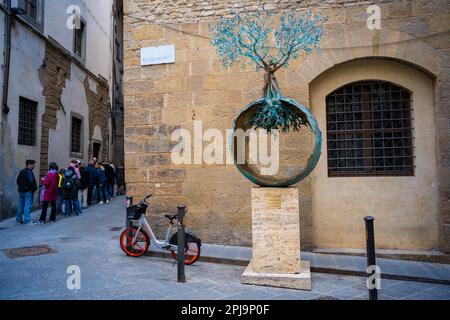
241 260 311 291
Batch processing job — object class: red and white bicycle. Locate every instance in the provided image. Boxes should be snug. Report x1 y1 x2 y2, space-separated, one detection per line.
119 195 202 265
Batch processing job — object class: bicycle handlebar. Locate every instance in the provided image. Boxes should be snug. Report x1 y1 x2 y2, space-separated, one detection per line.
141 195 153 203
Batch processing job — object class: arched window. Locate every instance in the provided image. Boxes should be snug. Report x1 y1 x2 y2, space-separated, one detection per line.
326 81 414 177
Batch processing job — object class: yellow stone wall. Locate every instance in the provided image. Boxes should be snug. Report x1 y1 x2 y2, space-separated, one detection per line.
310 59 439 250
123 0 450 252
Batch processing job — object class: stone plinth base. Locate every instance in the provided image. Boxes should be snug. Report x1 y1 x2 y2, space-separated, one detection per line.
241 186 311 291
241 260 311 291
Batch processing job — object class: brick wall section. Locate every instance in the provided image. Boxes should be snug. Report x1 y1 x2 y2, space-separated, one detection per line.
84 77 110 161
124 0 450 251
40 41 71 178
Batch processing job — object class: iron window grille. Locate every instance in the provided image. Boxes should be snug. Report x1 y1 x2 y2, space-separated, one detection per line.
25 0 37 21
326 80 415 177
18 97 37 147
71 117 83 154
74 20 85 58
20 0 43 31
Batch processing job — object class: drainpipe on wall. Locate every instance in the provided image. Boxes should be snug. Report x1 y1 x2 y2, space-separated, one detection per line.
2 0 12 117
0 0 12 220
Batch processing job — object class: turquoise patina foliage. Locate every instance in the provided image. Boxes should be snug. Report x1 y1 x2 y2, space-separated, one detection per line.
210 10 324 133
210 9 325 187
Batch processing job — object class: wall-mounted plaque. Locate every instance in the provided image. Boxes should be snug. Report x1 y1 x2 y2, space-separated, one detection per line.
141 45 175 66
266 191 282 209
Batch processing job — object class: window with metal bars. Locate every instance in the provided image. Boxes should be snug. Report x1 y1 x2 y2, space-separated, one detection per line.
25 0 37 21
71 117 83 154
74 20 86 58
21 0 43 30
18 97 38 147
326 81 414 177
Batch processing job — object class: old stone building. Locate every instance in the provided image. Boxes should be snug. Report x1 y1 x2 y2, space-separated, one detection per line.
0 0 124 220
123 0 450 256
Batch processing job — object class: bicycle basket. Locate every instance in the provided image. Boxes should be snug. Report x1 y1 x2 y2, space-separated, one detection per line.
127 205 142 220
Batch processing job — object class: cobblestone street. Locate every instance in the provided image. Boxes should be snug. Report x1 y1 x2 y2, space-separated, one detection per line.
0 197 449 300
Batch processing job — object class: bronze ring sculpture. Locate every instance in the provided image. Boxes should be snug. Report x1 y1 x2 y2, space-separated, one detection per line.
231 96 322 187
211 10 325 187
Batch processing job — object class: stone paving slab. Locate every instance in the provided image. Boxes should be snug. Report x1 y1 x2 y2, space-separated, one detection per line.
160 244 450 284
0 197 449 300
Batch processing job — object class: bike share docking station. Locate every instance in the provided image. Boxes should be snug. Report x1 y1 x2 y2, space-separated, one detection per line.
124 196 200 283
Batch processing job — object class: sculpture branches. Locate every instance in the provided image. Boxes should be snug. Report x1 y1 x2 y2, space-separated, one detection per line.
210 10 324 133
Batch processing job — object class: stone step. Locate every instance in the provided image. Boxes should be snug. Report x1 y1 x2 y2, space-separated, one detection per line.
148 243 450 285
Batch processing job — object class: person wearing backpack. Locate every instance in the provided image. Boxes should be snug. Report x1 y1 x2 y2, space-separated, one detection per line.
39 163 59 224
62 168 82 217
57 169 65 215
78 165 89 209
16 160 38 225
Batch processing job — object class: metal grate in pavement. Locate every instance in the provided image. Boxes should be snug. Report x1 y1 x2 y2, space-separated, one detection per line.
318 296 340 300
110 227 123 231
2 245 57 259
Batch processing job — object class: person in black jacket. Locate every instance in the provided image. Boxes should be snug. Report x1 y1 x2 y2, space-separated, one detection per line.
86 161 98 206
16 160 38 225
104 162 117 201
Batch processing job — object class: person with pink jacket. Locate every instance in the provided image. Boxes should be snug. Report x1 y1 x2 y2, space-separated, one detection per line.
39 163 60 224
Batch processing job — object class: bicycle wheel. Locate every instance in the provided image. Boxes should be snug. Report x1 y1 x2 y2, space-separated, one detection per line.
120 227 150 257
171 241 201 265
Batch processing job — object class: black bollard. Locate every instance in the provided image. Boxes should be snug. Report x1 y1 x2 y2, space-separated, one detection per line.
125 196 134 249
125 196 133 228
177 205 186 283
364 216 378 301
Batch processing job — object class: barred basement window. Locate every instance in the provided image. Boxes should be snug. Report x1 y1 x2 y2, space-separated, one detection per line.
18 97 38 147
326 81 414 177
71 117 83 154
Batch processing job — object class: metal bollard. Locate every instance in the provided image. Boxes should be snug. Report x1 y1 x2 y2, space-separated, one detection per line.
125 196 134 249
126 196 133 228
364 216 378 301
177 205 186 283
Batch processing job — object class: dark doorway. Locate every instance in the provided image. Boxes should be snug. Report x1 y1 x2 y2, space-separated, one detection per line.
93 142 101 160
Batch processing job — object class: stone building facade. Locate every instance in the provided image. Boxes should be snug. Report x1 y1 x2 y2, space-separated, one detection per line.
0 0 121 220
123 0 450 254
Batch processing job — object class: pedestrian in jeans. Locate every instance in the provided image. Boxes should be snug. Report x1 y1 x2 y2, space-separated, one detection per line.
86 161 98 206
104 162 117 201
61 168 82 217
39 163 59 224
16 160 38 225
96 162 108 204
78 165 89 209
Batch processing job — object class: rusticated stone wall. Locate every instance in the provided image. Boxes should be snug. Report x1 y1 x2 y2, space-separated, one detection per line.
84 77 110 162
40 40 71 178
123 0 450 253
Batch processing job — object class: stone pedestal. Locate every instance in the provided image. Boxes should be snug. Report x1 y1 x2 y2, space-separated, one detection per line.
241 187 311 290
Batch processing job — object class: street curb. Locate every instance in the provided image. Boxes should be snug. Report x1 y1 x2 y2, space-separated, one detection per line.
147 251 450 286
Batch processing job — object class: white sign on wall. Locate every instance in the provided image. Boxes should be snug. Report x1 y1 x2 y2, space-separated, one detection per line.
140 45 176 66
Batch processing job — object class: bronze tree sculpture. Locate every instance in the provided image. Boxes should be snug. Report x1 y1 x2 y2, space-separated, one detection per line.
210 10 324 187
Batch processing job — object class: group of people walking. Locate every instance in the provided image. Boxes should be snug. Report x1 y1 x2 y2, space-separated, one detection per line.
16 158 122 225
